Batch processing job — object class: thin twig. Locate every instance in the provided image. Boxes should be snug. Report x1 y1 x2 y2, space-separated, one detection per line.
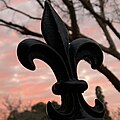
36 0 44 9
1 0 41 20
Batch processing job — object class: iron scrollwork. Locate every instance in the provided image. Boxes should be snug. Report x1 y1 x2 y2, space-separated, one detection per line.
17 0 105 120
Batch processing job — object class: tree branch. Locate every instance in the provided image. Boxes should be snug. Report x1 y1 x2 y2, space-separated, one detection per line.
36 0 44 9
79 0 117 51
79 0 120 39
62 0 80 39
99 0 105 18
2 0 41 20
79 0 120 59
98 0 116 50
97 64 120 92
0 19 43 37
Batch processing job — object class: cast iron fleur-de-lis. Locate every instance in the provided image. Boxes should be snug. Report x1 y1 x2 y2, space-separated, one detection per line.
17 0 105 120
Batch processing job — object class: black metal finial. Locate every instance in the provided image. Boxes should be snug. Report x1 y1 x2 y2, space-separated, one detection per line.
17 1 105 120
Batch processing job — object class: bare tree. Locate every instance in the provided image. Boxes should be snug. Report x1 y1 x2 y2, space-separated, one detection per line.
0 0 120 92
0 96 32 120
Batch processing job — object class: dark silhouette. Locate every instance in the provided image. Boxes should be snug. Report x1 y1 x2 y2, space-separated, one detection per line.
96 86 112 120
17 1 104 119
7 101 59 120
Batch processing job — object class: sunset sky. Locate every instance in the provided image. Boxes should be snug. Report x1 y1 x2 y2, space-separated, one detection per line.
0 0 119 113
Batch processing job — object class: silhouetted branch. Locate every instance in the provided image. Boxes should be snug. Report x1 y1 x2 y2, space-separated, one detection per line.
1 0 41 20
79 0 117 51
36 0 44 9
97 64 120 92
79 0 120 39
62 0 80 39
0 19 43 37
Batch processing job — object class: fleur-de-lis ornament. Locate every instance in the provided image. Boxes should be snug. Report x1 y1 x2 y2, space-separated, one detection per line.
17 0 105 120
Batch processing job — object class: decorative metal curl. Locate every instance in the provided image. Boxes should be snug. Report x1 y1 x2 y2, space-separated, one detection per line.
17 0 105 120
